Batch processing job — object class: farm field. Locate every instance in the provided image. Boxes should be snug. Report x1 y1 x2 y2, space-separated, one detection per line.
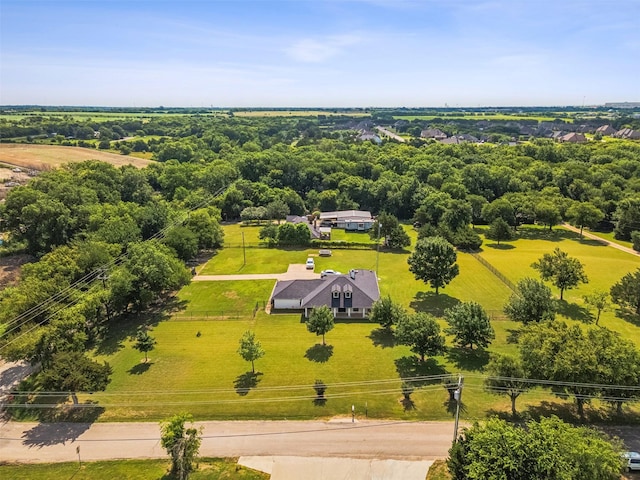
392 113 573 123
0 144 153 170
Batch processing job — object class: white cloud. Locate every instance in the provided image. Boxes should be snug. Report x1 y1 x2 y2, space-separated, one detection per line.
285 34 362 63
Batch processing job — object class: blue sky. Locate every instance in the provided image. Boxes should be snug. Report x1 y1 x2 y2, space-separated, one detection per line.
1 0 639 107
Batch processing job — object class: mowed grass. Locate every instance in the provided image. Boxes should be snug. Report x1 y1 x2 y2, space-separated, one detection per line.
584 229 634 249
0 458 267 480
72 222 640 422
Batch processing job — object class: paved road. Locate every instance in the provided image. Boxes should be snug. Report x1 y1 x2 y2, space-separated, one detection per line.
375 126 405 143
562 224 639 257
0 419 457 463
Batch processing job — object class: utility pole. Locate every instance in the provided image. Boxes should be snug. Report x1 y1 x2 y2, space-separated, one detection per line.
242 231 246 266
375 221 381 276
453 374 463 443
97 269 111 322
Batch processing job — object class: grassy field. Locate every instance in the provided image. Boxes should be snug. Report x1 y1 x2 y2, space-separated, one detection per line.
0 144 153 170
12 223 640 424
232 110 370 117
0 458 267 479
392 113 573 123
584 229 634 249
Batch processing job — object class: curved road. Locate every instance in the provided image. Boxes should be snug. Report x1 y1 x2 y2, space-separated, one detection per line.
562 224 639 257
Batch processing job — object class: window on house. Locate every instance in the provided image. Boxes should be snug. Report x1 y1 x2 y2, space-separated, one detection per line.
345 291 352 299
338 307 346 313
332 291 340 298
353 308 359 312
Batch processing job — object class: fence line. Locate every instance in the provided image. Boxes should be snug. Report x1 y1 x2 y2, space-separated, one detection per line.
470 253 517 292
172 301 266 321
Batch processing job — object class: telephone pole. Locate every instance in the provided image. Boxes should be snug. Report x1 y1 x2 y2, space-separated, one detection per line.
453 374 463 443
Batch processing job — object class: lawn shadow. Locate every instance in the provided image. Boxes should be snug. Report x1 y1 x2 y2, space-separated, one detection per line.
128 362 153 375
410 292 460 316
524 400 583 423
367 327 396 348
401 397 415 411
234 372 263 396
555 300 592 323
516 228 574 242
93 297 183 355
304 344 334 363
506 328 522 344
395 356 447 387
615 308 640 327
570 237 607 247
486 243 516 250
313 397 327 407
446 347 490 372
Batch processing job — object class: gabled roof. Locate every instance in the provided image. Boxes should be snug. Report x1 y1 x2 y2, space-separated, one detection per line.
272 270 380 309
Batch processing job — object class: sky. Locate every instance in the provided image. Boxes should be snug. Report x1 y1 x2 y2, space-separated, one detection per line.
1 0 639 107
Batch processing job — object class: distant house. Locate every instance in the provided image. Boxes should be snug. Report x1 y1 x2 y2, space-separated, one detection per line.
438 133 479 145
614 128 640 140
271 269 380 318
357 132 382 144
319 210 374 231
595 125 617 136
286 215 320 239
420 128 447 140
559 132 587 143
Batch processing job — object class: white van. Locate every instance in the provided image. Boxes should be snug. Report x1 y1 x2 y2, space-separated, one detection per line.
624 452 640 472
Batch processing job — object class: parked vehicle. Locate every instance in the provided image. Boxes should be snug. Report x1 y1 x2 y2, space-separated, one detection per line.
305 258 315 270
321 269 341 277
624 452 640 472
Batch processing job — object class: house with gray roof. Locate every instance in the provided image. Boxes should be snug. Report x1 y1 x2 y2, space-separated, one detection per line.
596 125 617 136
271 269 380 318
319 210 374 231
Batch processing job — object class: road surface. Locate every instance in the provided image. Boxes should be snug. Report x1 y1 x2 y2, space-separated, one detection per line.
0 419 456 463
562 224 639 257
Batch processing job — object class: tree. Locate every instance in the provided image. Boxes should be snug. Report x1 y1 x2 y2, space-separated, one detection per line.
583 290 610 325
613 196 640 241
566 201 604 239
395 312 446 362
485 217 513 245
407 236 459 295
237 330 265 373
448 416 624 480
258 223 278 246
481 198 514 226
483 354 530 416
39 351 112 405
266 199 290 223
504 277 555 323
444 301 495 350
160 413 202 480
306 306 334 345
531 248 588 300
369 296 406 331
451 226 482 251
163 226 199 261
534 201 561 231
133 328 157 363
632 231 640 252
610 268 640 315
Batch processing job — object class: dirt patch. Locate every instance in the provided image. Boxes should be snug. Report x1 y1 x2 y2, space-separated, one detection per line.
222 291 239 299
0 254 34 288
0 144 154 170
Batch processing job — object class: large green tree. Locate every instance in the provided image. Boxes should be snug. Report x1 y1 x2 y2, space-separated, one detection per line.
613 196 640 241
395 312 446 362
39 351 112 405
369 296 406 331
566 201 604 239
483 354 530 416
444 301 494 350
407 236 459 295
485 217 514 245
610 268 640 315
504 277 555 323
531 248 588 300
448 416 624 480
160 413 202 480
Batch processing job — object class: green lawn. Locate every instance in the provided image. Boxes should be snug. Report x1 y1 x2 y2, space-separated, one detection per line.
584 229 634 249
176 281 275 318
0 458 267 479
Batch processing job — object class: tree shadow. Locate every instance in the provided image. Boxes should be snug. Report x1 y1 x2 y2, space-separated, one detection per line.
21 405 104 447
524 400 585 423
394 356 447 387
234 372 262 396
555 300 592 323
128 362 153 375
410 292 460 316
615 308 640 327
506 328 522 344
486 243 515 250
446 347 490 372
401 397 415 411
304 344 334 363
367 328 395 348
516 228 573 242
569 237 607 247
444 399 468 417
313 397 327 407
